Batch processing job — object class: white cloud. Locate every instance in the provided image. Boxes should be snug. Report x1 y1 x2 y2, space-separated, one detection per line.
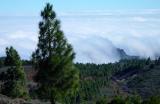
71 35 120 63
0 9 160 63
0 30 38 59
9 30 37 42
60 9 160 62
0 38 8 45
132 16 147 22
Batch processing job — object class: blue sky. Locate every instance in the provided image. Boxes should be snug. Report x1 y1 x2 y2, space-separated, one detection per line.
0 1 160 63
1 0 160 15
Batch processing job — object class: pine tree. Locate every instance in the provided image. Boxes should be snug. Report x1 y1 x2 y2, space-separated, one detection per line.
0 46 28 99
4 46 20 66
33 3 79 104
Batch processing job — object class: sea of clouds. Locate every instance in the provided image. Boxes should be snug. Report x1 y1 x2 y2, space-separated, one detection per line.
0 9 160 63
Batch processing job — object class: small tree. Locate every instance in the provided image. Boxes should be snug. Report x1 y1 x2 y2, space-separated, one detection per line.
33 3 79 104
0 59 3 68
0 46 28 99
4 46 20 66
145 57 151 65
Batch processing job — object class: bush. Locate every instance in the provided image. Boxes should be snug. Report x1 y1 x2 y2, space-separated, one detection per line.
142 96 160 104
96 97 107 104
108 96 125 104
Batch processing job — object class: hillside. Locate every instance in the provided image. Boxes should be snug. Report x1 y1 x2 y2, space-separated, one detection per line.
116 48 139 60
74 58 160 103
0 58 160 103
112 58 160 99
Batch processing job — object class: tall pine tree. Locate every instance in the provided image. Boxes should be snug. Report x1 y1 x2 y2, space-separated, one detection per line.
33 3 79 104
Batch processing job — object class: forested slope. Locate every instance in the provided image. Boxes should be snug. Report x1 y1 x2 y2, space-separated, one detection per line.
1 57 160 103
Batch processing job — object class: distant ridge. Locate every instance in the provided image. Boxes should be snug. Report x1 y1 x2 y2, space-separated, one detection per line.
116 48 139 60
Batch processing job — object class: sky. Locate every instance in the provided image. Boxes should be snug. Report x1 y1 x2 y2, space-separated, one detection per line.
1 0 160 15
0 0 160 63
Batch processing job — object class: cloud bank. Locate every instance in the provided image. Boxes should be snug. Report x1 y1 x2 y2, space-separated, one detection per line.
60 9 160 62
0 9 160 63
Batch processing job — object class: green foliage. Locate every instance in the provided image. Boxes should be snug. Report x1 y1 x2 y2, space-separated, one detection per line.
125 95 142 104
107 95 142 104
33 3 79 104
127 62 160 97
0 46 28 99
68 59 146 103
96 97 108 104
22 59 32 65
0 57 5 68
155 57 160 65
0 59 3 68
84 95 160 104
4 46 20 66
62 57 160 103
149 63 154 69
142 96 160 104
145 57 151 65
109 96 125 104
